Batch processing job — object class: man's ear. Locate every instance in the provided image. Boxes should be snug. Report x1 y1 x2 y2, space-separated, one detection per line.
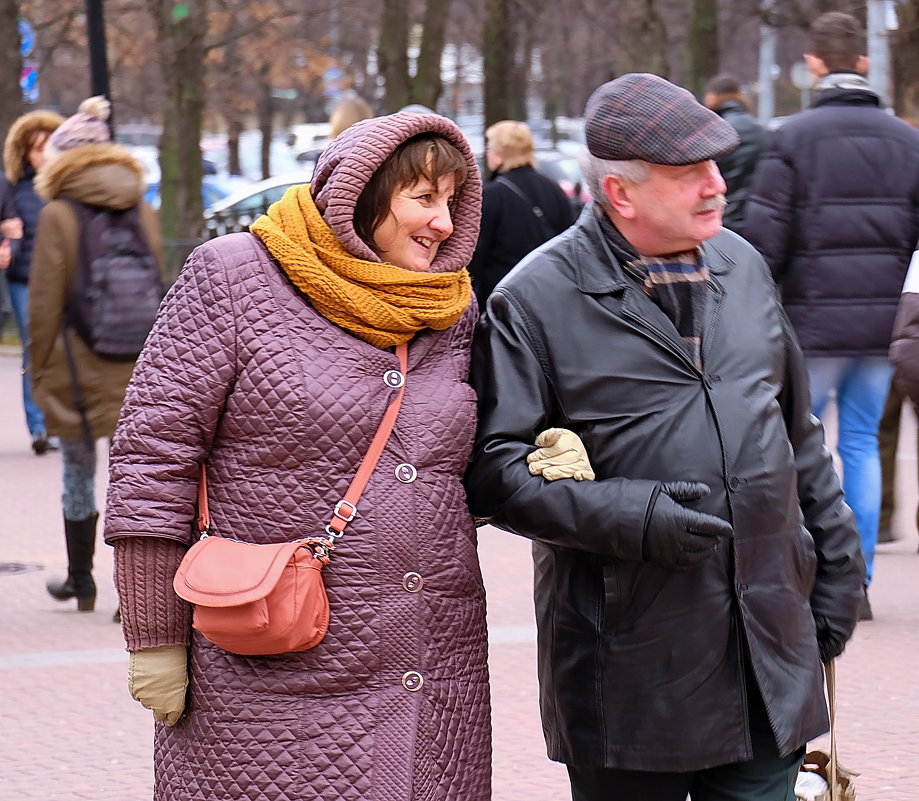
804 53 828 80
856 54 869 75
603 174 636 220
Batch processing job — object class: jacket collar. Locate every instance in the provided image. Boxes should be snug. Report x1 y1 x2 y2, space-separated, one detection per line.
570 203 735 295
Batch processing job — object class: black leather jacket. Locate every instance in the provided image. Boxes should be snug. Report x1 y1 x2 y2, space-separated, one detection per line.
465 207 864 771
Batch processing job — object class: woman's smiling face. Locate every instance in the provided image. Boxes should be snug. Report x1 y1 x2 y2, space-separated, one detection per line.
372 172 457 272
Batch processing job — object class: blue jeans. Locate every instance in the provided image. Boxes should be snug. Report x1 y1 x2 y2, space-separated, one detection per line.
7 281 46 437
807 356 893 585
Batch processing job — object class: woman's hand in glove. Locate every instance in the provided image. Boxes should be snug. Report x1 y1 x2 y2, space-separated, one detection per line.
528 428 596 481
128 645 188 726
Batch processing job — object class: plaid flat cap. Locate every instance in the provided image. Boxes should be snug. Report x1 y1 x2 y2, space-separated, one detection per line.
585 73 739 166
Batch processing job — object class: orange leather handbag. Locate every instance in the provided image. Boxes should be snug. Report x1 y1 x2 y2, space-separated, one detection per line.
173 343 408 656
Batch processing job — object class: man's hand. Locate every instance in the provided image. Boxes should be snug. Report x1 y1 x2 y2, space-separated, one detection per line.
642 481 733 570
815 615 847 663
128 645 188 726
0 239 10 270
528 428 596 481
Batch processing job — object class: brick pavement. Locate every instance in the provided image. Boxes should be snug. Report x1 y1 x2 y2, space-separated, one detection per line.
1 350 917 800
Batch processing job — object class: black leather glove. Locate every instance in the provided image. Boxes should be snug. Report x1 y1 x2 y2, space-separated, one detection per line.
642 481 733 570
814 615 847 663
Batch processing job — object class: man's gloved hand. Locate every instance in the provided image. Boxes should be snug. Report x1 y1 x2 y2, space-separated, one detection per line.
128 645 188 726
814 615 847 663
528 428 596 481
642 481 733 570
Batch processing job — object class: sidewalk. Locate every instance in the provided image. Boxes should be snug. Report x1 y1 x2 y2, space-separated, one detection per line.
0 350 917 799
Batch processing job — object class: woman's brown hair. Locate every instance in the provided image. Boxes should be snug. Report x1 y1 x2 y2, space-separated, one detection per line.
354 134 468 251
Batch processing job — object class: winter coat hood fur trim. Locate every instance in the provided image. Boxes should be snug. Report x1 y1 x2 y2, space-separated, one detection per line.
4 110 65 184
310 111 482 274
35 142 145 204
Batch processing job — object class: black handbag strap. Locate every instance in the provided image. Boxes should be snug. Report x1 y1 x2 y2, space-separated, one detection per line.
496 175 554 239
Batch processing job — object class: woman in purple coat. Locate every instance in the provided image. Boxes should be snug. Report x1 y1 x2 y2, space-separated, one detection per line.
104 113 492 801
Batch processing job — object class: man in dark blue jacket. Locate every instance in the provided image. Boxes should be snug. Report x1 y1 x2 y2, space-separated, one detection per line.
745 11 919 621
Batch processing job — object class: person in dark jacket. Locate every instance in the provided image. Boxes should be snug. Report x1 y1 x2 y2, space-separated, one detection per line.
703 73 764 235
467 120 574 306
1 109 64 454
744 11 919 621
465 72 864 800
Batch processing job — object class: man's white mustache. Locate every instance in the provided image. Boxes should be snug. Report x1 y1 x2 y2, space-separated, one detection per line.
697 195 728 213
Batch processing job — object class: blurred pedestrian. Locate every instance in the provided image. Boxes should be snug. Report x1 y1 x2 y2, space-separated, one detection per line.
468 120 574 307
877 383 918 543
29 96 163 613
745 11 919 620
702 73 764 235
466 72 864 800
328 94 374 139
103 112 493 800
1 109 64 454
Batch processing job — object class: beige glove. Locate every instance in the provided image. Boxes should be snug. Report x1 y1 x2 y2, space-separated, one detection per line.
528 428 596 481
128 645 188 726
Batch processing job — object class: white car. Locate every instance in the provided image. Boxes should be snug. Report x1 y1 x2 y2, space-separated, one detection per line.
203 168 315 235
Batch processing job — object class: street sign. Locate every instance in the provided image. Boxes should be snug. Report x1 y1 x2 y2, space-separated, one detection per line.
18 18 35 58
21 60 39 104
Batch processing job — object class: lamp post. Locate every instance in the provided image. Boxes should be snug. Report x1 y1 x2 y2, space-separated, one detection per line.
84 0 113 131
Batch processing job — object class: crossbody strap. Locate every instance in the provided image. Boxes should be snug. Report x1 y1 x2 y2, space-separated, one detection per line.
496 175 554 239
197 342 410 547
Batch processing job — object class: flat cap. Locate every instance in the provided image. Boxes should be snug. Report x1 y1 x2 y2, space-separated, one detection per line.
585 73 739 166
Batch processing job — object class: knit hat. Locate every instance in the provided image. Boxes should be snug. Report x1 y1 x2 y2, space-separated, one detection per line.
584 73 739 166
45 96 111 160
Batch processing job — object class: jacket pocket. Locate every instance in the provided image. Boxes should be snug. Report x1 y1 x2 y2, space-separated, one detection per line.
601 561 624 633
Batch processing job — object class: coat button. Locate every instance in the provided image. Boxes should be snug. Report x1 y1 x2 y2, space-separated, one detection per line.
395 463 418 483
383 369 405 388
728 476 741 491
402 670 424 692
402 572 424 592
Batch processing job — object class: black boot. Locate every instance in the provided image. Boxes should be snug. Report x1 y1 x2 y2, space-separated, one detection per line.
47 514 98 611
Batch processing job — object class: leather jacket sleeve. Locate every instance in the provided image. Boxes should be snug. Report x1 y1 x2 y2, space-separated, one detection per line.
890 289 919 406
777 309 865 643
465 288 656 559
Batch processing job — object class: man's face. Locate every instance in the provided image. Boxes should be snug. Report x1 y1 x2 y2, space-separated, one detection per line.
613 161 727 255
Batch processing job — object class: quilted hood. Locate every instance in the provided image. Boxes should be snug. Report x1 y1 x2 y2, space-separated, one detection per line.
3 110 65 183
34 142 146 209
310 112 482 274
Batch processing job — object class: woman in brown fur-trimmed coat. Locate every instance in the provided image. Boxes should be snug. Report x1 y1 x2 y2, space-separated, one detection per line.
29 96 162 614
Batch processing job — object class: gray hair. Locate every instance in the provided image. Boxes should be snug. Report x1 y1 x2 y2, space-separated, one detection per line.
577 147 651 210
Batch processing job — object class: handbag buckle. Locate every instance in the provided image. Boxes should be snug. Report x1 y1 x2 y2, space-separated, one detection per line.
333 499 358 523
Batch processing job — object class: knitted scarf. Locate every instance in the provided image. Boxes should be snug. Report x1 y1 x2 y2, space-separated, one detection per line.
250 184 472 349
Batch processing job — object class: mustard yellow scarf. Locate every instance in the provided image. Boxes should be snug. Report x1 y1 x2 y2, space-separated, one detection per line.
250 185 471 349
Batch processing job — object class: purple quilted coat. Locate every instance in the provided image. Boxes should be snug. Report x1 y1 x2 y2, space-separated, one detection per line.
104 114 490 801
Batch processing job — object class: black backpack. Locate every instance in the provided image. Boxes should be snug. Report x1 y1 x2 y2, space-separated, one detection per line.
64 199 164 361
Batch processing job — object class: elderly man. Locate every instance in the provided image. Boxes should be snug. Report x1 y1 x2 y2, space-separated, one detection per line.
465 73 865 801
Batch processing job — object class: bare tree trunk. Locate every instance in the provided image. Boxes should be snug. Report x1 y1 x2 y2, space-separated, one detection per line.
687 0 719 97
614 0 669 79
0 0 23 138
411 0 453 110
147 0 207 280
892 0 919 120
483 0 515 126
378 0 411 112
257 65 272 181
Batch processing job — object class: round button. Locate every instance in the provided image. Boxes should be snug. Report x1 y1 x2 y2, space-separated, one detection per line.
395 463 418 483
402 571 424 592
728 476 741 491
383 369 405 388
402 670 424 692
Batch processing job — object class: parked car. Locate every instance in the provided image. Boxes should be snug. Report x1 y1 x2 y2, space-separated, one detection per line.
144 175 242 212
534 147 591 212
202 168 315 236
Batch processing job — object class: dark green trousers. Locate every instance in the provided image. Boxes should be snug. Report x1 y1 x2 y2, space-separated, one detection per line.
878 383 919 535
